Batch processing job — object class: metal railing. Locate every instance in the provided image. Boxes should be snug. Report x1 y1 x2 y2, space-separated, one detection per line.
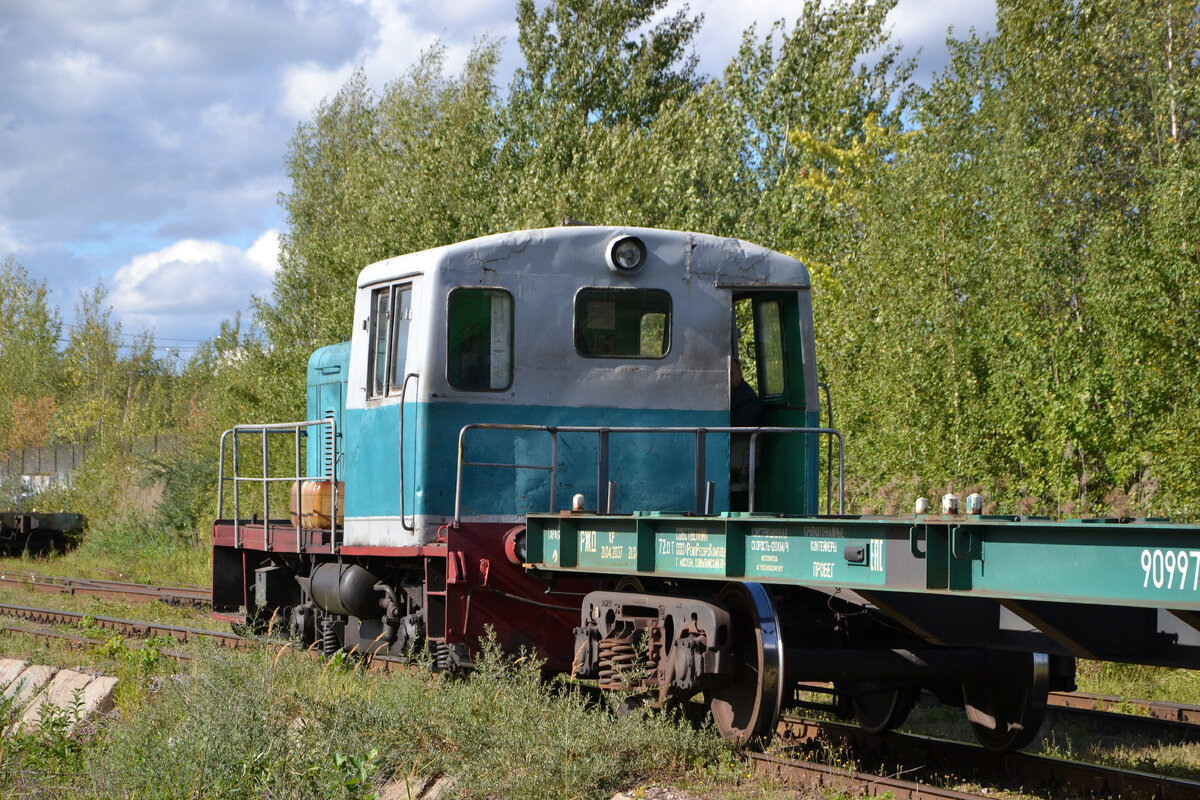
453 424 844 526
217 419 339 552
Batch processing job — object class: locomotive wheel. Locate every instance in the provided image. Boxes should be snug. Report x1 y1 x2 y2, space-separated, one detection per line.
963 651 1048 752
843 682 919 734
706 583 784 745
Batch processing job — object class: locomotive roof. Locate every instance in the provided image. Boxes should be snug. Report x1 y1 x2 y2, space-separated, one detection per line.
355 226 810 290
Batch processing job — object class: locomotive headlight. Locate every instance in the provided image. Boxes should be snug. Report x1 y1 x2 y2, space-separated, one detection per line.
606 235 646 274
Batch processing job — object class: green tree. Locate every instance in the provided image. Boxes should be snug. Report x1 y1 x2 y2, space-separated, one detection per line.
260 45 503 408
0 255 62 450
818 0 1200 517
721 0 915 251
500 0 703 226
55 284 170 445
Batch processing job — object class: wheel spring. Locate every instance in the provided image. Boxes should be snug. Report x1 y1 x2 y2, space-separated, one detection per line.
321 618 340 656
433 641 452 670
598 626 658 690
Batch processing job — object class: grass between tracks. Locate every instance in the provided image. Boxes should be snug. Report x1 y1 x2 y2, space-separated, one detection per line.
8 519 1200 797
0 626 806 800
0 516 211 589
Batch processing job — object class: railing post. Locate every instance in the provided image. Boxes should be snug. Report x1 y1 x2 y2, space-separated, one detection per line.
217 430 228 519
232 429 241 548
549 432 559 512
330 418 339 552
262 428 270 550
294 426 302 552
694 429 707 515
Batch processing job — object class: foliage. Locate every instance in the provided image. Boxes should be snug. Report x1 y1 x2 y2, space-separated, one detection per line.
0 256 62 452
813 0 1200 517
83 641 726 800
4 0 1200 542
0 690 88 795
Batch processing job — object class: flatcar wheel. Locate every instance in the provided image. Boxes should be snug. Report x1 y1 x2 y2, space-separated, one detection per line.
843 682 919 734
963 651 1048 752
614 576 645 593
706 583 784 746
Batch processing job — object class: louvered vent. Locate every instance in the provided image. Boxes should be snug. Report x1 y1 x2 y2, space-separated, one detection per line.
324 411 336 477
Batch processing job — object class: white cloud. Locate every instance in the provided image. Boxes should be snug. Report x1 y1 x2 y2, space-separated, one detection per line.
278 1 444 120
1 0 1001 347
200 102 272 148
108 231 279 336
280 60 357 120
24 49 138 113
0 221 20 257
246 229 281 275
361 0 442 80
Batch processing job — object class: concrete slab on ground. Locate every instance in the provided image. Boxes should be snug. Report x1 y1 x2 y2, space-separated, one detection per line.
4 664 56 705
0 658 30 688
2 664 117 736
18 669 93 731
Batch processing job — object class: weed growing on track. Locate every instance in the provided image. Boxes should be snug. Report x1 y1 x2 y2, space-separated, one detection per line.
55 634 731 800
1076 660 1200 706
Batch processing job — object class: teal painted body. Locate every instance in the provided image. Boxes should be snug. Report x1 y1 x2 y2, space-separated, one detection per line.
304 349 821 525
306 342 351 481
526 512 1200 611
343 402 733 521
304 343 779 520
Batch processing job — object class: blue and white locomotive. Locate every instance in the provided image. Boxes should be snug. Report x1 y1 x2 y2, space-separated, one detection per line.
215 225 1200 750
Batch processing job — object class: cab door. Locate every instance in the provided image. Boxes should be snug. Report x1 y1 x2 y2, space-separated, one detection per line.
735 292 820 514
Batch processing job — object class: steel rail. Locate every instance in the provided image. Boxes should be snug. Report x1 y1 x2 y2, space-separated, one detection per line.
1049 690 1200 725
794 680 1200 744
0 600 418 675
0 624 195 663
0 571 210 608
0 602 243 648
750 752 991 800
777 715 1200 800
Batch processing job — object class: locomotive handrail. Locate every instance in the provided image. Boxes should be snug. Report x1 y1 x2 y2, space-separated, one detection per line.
453 423 844 527
746 427 845 515
817 381 835 514
217 418 339 552
398 373 419 532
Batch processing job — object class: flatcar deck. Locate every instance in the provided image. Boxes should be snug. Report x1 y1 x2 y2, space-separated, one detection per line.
527 510 1200 668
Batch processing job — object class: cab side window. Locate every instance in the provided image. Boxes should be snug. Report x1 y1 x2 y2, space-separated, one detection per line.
754 299 785 398
574 288 671 358
367 284 412 398
447 288 513 391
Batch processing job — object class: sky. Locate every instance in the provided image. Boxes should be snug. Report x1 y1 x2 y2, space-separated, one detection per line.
0 0 996 357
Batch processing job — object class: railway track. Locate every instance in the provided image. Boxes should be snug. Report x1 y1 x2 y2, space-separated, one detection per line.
0 569 209 608
0 600 417 672
2 594 1200 797
0 602 242 648
767 715 1200 800
794 681 1200 746
4 570 1200 732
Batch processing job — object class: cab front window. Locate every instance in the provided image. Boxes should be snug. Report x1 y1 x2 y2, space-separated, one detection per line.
574 288 671 358
367 284 412 398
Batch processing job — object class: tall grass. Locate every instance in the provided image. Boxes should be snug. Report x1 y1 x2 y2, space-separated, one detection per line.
82 637 728 799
